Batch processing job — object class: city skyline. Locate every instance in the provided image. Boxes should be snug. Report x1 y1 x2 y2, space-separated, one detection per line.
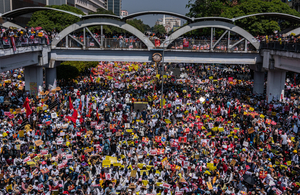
122 0 189 26
156 15 182 33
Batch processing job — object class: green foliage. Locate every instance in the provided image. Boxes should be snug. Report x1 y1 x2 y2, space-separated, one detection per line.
153 25 166 35
90 7 115 15
186 0 300 35
27 5 84 32
88 8 126 34
57 65 79 81
186 0 243 17
60 61 98 73
220 0 300 35
27 5 149 36
88 8 124 34
88 8 149 35
127 19 150 33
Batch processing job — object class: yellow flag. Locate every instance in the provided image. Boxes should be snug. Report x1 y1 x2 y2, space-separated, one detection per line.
133 64 139 71
161 98 166 106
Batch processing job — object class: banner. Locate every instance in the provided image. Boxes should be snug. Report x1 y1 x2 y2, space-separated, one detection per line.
10 37 16 52
183 40 189 48
44 35 50 45
155 39 161 47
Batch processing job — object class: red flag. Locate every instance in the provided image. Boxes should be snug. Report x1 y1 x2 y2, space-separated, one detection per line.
69 96 73 110
96 109 99 120
66 109 83 126
90 75 94 83
44 34 50 45
72 109 78 119
11 37 16 52
23 97 32 117
79 100 82 111
87 103 93 117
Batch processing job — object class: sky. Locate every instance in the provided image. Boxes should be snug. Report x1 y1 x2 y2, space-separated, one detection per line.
122 0 190 27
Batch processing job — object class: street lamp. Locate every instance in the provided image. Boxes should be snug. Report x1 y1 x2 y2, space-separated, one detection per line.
151 47 165 120
161 47 165 119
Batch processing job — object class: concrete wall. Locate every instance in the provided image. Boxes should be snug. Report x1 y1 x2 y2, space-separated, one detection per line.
24 66 43 95
266 70 286 102
262 49 300 73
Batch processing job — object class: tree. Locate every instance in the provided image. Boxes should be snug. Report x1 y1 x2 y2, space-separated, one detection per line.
153 25 166 35
186 0 247 17
89 8 150 35
88 8 126 35
89 7 115 15
127 19 150 33
60 61 98 73
57 65 79 81
27 5 84 32
220 0 300 35
186 0 300 35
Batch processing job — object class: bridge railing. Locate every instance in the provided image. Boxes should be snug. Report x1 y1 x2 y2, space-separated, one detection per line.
57 36 147 49
0 37 50 49
150 38 254 51
260 41 300 53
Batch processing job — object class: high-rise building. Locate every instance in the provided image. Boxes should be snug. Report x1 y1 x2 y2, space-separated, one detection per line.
107 0 121 16
284 0 300 12
156 15 182 33
121 10 128 17
0 0 107 14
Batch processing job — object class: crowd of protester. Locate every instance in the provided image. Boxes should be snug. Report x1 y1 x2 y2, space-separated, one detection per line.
2 25 300 52
0 27 56 48
0 61 299 195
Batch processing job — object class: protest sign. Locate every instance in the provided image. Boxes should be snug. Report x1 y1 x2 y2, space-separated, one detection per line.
35 140 43 146
131 170 137 177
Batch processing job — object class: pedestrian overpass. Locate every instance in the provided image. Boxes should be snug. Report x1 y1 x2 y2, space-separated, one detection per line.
1 7 300 102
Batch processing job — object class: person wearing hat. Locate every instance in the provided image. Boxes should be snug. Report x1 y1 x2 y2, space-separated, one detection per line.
292 149 299 164
104 183 115 194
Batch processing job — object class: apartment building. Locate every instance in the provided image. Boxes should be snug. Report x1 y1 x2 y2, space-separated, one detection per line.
107 0 121 16
0 0 107 14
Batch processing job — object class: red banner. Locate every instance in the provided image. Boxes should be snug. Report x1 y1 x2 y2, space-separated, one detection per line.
44 35 50 45
171 141 178 148
11 37 16 52
150 149 157 155
155 39 161 47
183 40 189 47
179 137 187 143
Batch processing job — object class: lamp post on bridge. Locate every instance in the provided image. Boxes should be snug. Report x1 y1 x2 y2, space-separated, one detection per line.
151 44 167 120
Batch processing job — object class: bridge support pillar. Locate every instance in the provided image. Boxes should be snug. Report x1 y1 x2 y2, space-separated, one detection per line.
46 67 57 89
253 71 265 95
25 66 43 94
266 69 286 103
